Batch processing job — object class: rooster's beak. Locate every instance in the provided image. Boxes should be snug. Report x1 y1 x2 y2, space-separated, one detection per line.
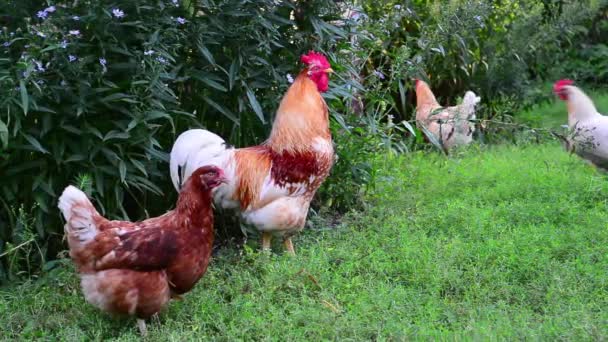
324 68 334 74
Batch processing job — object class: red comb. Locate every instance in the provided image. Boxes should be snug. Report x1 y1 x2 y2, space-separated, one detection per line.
553 79 573 92
300 51 331 69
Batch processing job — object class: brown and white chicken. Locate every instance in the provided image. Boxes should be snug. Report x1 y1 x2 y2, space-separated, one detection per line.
414 79 480 151
58 166 226 335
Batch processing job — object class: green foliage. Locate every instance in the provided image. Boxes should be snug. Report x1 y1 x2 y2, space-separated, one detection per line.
1 143 607 339
0 0 358 281
354 0 607 119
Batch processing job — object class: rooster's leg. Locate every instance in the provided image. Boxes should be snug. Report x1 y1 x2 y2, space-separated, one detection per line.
137 319 148 336
283 237 295 256
262 232 272 251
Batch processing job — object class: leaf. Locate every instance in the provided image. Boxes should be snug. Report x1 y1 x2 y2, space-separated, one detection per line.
118 160 127 183
191 72 228 92
103 130 130 141
198 44 215 64
0 119 8 148
22 133 49 154
19 80 28 115
245 88 266 124
228 59 239 90
203 97 239 125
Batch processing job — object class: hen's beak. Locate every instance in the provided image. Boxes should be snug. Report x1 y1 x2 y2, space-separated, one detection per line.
324 68 334 74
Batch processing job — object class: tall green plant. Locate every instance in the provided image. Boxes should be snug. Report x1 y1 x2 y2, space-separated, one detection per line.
0 0 358 281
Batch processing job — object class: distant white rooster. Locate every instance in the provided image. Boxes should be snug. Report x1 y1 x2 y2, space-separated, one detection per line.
414 79 481 151
554 79 608 170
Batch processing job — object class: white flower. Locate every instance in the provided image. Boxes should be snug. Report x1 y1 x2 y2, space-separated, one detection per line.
60 80 67 86
34 60 45 72
172 0 179 4
36 31 47 38
60 40 68 48
99 58 107 66
156 56 167 64
72 16 80 21
176 17 186 24
68 55 77 62
286 73 294 84
394 4 401 9
9 32 14 36
69 30 80 36
45 6 56 13
37 10 48 19
144 50 155 56
112 8 125 18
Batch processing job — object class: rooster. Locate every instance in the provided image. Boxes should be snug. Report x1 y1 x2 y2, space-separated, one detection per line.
169 51 335 255
58 165 226 335
553 79 608 170
414 79 480 151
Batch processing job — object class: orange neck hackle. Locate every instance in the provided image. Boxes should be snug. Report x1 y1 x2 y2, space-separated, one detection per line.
265 70 331 154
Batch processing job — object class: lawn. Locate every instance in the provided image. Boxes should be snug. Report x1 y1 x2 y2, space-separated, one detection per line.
2 100 608 340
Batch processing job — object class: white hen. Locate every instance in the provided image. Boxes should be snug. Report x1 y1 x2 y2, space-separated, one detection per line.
554 79 608 170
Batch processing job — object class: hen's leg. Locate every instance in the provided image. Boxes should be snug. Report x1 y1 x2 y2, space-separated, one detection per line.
261 232 272 251
283 237 295 256
137 319 148 336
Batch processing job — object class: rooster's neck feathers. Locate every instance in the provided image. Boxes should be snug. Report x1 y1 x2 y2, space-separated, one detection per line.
565 86 601 125
265 71 331 154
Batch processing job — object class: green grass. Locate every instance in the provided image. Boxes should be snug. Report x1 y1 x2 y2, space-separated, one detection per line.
517 91 608 130
2 142 607 340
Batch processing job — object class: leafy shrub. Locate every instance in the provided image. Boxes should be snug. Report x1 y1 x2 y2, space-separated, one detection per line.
354 0 606 121
0 0 360 281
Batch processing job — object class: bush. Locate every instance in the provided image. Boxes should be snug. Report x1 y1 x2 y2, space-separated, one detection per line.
354 0 607 121
0 0 362 281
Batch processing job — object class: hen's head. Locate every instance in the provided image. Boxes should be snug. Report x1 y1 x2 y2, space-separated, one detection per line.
553 79 574 101
300 51 333 92
191 165 227 190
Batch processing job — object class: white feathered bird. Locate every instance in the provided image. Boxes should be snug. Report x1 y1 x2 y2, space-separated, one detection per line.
553 79 608 170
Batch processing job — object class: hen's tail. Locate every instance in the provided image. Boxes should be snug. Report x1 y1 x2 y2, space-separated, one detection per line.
169 129 232 191
58 186 100 250
461 91 481 118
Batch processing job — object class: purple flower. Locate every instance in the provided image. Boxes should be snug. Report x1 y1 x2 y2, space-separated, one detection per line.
286 74 294 84
68 55 77 62
69 30 80 36
99 58 106 66
45 6 56 13
3 42 10 47
112 8 125 18
60 40 68 49
172 0 179 5
373 70 385 80
144 50 155 56
37 10 48 19
156 56 167 64
176 17 186 24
